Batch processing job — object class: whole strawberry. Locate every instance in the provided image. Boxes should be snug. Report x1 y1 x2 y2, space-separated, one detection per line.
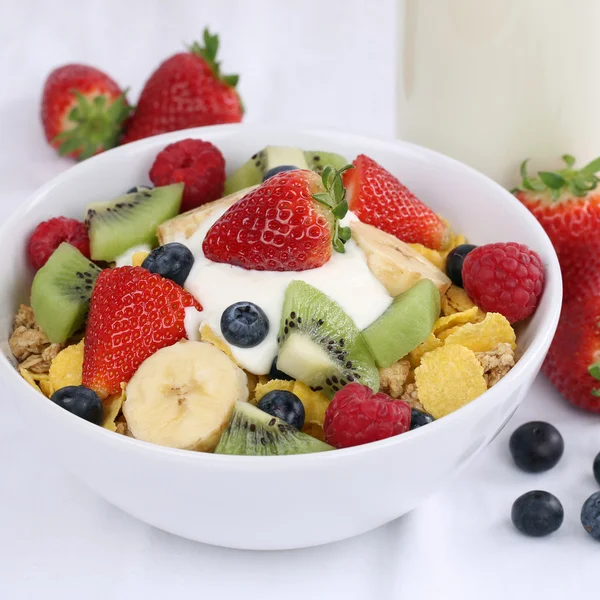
149 139 225 212
543 276 600 413
344 154 448 250
41 64 130 160
324 383 411 449
122 29 242 144
203 166 352 271
462 242 544 323
82 267 201 398
514 155 600 296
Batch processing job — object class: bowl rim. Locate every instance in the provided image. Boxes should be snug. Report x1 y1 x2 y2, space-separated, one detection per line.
0 122 563 465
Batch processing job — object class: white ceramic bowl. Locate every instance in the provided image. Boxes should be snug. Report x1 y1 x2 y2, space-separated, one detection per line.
0 124 561 550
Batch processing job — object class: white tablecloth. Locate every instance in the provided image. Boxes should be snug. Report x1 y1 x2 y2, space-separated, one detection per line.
1 1 599 598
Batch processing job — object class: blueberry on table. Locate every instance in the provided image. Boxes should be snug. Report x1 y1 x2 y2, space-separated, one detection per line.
262 165 299 182
221 302 269 348
445 244 477 288
141 242 194 287
594 452 600 486
410 408 434 430
258 390 305 430
509 421 564 473
581 491 600 541
269 357 293 381
511 490 564 537
51 385 103 425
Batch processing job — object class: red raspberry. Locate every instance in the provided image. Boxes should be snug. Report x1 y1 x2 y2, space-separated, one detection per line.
149 138 225 213
27 217 90 270
462 242 544 323
324 383 411 449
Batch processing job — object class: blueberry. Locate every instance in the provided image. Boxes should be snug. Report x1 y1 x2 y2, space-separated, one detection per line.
51 385 103 425
269 357 293 381
410 408 434 430
220 302 269 348
446 244 477 288
509 421 564 473
262 165 299 182
581 491 600 541
141 242 194 287
258 390 305 429
594 452 600 486
511 490 563 537
126 185 153 194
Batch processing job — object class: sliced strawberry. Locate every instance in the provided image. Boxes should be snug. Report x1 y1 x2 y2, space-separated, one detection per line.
82 267 201 398
41 64 131 161
202 167 352 271
27 217 90 270
343 155 448 250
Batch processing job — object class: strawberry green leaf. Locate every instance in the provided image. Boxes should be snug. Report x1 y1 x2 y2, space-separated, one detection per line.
562 154 576 168
588 363 600 381
538 171 566 190
332 200 348 219
189 28 240 90
580 157 600 176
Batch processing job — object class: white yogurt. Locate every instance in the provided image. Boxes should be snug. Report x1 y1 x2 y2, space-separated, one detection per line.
115 244 152 267
182 209 391 375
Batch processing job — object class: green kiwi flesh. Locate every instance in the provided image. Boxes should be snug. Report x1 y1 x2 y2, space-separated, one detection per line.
276 281 379 399
362 279 441 368
86 183 183 261
30 242 102 343
214 401 333 456
223 146 350 194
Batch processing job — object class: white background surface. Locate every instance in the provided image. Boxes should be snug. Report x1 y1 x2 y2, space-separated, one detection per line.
1 1 599 598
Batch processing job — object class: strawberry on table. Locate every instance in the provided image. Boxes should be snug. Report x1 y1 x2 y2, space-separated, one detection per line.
41 64 131 160
27 217 90 270
543 277 600 413
82 267 201 398
122 29 243 144
149 139 225 213
514 155 600 295
203 166 352 271
343 154 448 250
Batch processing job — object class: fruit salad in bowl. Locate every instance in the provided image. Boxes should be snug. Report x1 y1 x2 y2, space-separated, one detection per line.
0 124 561 549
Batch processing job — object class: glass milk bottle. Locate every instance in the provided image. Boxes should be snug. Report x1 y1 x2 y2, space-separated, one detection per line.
397 0 600 187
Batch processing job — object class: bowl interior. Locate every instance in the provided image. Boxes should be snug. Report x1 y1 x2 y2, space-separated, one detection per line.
0 123 561 430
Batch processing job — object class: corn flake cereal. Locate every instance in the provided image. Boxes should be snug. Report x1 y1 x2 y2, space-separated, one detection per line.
415 345 487 419
131 251 150 267
102 384 125 432
49 340 84 391
408 243 446 271
19 368 42 393
39 379 54 398
433 306 481 336
444 312 516 353
441 285 481 316
408 333 443 368
200 323 237 363
254 379 330 438
436 325 462 342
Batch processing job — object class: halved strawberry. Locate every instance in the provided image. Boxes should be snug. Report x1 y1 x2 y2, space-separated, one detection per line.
202 166 352 271
82 267 201 398
343 155 448 250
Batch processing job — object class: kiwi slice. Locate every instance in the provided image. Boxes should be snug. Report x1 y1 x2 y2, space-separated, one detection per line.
223 146 349 194
86 183 183 262
215 401 333 456
276 281 379 398
362 279 441 368
31 242 102 343
304 150 349 174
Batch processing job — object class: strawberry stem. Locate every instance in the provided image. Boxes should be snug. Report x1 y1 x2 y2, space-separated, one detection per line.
312 165 354 253
515 155 600 200
53 90 131 160
189 28 240 90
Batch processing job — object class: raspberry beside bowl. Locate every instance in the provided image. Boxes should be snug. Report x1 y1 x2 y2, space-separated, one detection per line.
0 124 562 550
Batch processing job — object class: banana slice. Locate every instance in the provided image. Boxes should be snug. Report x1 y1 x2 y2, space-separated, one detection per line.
157 186 258 245
350 220 451 297
123 341 248 452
